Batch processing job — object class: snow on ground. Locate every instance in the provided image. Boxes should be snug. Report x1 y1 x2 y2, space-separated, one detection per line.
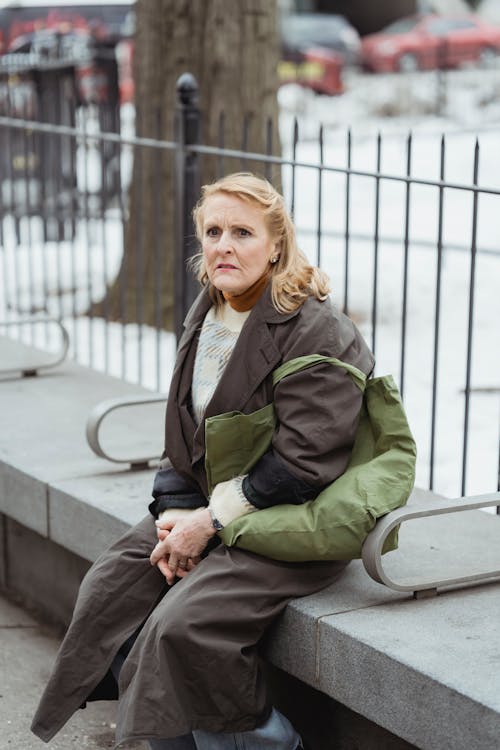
277 69 500 500
1 69 499 501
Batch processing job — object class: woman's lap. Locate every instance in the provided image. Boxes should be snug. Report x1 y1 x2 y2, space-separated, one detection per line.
32 515 166 741
115 543 346 743
32 514 347 745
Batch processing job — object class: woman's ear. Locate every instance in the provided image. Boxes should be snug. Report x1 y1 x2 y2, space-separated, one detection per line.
270 242 281 264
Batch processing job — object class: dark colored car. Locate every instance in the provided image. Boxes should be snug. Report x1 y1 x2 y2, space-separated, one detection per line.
5 28 116 105
0 3 134 104
280 12 361 66
278 12 360 96
361 13 500 73
0 2 133 53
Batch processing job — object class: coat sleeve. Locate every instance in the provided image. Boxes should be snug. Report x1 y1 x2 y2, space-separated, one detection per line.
242 298 374 508
149 464 206 518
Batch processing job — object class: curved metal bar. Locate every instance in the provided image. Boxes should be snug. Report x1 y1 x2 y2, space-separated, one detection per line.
362 492 500 597
86 394 167 468
0 318 70 377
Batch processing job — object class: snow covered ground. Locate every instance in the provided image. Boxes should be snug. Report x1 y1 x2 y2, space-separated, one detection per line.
278 69 500 501
1 68 499 501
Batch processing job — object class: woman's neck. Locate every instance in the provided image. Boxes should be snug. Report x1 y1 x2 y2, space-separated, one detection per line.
222 271 270 312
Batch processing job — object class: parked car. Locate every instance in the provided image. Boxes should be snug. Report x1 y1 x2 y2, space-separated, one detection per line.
280 12 361 66
5 28 118 105
361 13 500 73
278 48 344 96
278 12 360 96
0 1 134 102
7 27 92 59
0 2 133 51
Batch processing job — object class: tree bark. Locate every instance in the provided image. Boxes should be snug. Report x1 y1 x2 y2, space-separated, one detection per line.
93 0 281 331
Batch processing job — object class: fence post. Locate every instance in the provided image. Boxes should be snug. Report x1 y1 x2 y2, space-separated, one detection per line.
436 38 447 115
174 72 201 343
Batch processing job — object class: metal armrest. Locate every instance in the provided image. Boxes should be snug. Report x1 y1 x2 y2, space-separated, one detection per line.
86 394 168 469
0 318 69 377
362 492 500 598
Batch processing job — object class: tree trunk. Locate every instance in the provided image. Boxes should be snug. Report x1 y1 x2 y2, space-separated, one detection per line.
93 0 281 331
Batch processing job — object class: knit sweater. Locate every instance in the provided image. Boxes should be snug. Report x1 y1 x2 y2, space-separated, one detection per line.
159 303 257 527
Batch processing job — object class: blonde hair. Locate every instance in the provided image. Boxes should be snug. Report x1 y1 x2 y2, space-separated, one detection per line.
192 172 330 313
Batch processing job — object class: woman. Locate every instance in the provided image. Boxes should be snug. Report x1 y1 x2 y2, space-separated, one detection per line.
32 173 374 750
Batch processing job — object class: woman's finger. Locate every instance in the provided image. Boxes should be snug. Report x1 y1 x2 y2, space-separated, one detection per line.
155 554 198 581
150 540 168 566
155 519 176 530
156 558 172 580
167 554 179 572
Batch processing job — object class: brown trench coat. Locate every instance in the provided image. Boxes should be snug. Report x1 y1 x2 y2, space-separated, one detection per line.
31 287 374 746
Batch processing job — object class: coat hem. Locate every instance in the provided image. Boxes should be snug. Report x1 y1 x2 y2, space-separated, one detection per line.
30 722 58 744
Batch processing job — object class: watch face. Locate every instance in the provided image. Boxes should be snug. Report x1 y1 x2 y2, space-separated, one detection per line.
209 508 223 531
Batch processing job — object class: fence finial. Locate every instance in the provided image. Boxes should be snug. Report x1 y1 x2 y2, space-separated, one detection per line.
176 73 198 106
174 72 201 342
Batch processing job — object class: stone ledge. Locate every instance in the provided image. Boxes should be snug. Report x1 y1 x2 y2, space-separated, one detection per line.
317 588 500 750
1 343 500 750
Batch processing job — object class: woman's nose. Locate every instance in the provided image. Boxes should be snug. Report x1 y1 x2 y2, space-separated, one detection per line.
216 232 233 252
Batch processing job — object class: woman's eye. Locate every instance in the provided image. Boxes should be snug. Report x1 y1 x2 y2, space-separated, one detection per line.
206 227 219 237
237 228 250 237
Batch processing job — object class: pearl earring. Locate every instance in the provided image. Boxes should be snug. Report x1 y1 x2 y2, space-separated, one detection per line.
271 256 279 264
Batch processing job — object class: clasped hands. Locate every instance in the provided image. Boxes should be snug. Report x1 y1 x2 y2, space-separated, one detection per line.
150 507 216 585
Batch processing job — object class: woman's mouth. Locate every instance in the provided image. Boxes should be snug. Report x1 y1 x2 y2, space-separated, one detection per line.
216 263 237 270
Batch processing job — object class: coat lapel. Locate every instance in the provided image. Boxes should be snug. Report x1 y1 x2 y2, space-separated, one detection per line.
164 289 211 475
190 288 295 466
166 284 301 476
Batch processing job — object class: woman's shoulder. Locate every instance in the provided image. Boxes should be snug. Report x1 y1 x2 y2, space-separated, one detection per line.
299 293 342 323
276 294 374 372
283 294 352 344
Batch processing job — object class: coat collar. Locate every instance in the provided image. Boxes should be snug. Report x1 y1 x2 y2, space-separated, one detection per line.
181 287 213 336
182 283 300 334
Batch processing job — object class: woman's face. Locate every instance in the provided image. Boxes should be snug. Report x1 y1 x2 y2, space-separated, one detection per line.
201 193 278 296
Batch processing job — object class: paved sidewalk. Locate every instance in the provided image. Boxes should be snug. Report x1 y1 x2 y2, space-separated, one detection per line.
0 593 146 750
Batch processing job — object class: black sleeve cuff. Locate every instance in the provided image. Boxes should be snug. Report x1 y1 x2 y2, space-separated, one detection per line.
149 467 206 518
242 450 319 510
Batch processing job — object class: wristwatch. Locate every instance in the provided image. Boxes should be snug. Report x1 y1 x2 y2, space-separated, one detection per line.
208 506 224 531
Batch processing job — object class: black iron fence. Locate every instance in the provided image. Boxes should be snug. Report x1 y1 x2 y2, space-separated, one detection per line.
1 74 499 504
0 53 121 243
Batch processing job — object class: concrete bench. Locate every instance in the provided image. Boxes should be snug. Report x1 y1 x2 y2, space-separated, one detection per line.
1 338 499 750
0 318 69 377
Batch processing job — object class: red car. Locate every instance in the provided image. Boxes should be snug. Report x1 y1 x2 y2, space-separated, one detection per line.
278 48 344 96
362 13 500 73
